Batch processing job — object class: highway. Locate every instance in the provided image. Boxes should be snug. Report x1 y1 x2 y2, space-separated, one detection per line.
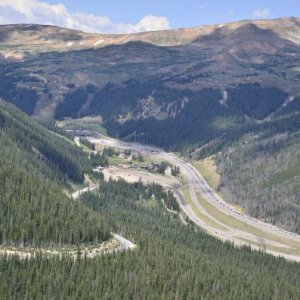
87 135 300 261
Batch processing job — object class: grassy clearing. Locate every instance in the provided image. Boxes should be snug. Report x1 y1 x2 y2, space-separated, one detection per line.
212 116 241 130
130 156 153 167
192 157 220 190
196 192 300 255
57 116 107 134
192 157 245 213
51 131 76 146
107 157 125 166
181 187 228 232
197 191 273 237
293 66 300 73
236 236 300 256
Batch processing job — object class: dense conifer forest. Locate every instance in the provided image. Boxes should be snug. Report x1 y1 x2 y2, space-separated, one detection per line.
0 100 110 246
54 81 287 149
1 100 300 299
1 178 300 299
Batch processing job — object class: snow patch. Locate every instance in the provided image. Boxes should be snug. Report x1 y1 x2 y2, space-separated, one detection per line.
220 90 228 106
94 40 104 46
67 42 74 47
283 96 295 107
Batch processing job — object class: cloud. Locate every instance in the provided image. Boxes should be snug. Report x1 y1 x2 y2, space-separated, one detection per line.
252 8 270 18
127 15 170 33
0 0 170 33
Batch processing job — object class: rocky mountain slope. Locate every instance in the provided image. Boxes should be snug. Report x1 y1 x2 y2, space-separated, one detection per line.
1 17 300 124
1 17 300 55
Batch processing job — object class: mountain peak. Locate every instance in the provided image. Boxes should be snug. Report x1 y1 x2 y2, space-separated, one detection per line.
1 17 300 56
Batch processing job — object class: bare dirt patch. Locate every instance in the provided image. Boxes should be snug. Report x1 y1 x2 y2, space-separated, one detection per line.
103 166 179 187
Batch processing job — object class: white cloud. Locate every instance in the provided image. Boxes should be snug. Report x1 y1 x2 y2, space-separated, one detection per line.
252 8 270 18
130 15 170 33
0 0 170 33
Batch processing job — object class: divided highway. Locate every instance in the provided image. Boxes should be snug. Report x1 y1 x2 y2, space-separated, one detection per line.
88 135 300 261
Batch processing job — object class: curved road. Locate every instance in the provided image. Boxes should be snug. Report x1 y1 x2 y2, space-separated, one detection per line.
88 135 300 261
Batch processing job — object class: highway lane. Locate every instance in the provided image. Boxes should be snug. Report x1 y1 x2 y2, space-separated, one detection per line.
87 135 300 261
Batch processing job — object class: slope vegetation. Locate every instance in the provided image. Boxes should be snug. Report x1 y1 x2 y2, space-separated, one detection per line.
1 179 300 298
0 100 110 246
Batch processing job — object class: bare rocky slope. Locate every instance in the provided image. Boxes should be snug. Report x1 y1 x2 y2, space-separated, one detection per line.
0 17 300 120
1 17 300 54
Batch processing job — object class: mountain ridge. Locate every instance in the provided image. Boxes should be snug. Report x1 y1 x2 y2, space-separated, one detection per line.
1 16 300 59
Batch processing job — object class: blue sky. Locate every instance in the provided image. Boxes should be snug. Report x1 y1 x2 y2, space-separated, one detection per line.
41 0 300 27
0 0 299 33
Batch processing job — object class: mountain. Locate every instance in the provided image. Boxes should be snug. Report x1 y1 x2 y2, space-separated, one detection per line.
0 17 299 127
3 30 300 297
2 17 300 234
1 17 300 54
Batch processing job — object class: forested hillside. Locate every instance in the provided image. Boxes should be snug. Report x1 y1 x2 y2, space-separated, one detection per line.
1 178 300 298
1 19 300 152
0 100 110 246
181 103 300 234
2 18 300 298
216 127 300 234
0 100 89 183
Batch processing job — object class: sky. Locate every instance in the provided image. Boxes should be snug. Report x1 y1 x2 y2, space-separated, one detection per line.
0 0 299 33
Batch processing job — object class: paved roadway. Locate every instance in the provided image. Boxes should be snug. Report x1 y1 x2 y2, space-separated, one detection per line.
87 135 300 261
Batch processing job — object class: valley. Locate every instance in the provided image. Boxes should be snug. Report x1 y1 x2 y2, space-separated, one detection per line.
2 14 300 298
1 100 300 298
77 131 300 261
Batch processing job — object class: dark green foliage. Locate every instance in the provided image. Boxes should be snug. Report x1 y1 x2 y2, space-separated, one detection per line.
104 86 225 149
53 80 289 150
0 74 38 114
171 166 180 177
79 137 95 150
0 171 300 298
0 160 110 246
216 128 300 233
102 147 118 157
165 190 180 211
0 100 89 183
0 101 111 246
90 152 109 167
156 162 167 175
55 88 88 119
227 83 288 119
1 179 298 299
